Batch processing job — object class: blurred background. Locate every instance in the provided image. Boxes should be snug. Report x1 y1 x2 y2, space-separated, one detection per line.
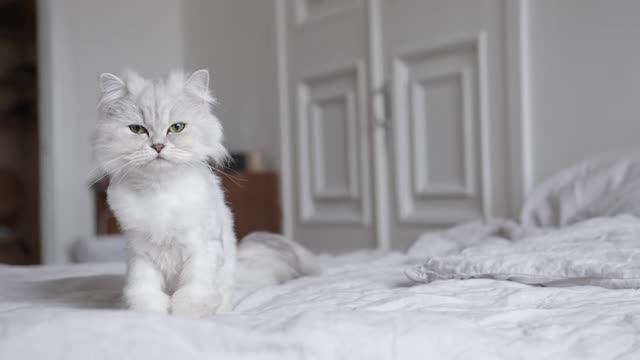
0 0 639 264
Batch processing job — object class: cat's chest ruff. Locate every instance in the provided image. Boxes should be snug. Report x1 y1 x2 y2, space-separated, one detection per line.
108 172 216 235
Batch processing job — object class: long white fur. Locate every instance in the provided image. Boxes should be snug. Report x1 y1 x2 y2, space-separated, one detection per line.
235 232 321 288
93 70 236 317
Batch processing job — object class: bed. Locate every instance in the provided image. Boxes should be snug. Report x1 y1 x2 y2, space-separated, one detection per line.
2 152 640 359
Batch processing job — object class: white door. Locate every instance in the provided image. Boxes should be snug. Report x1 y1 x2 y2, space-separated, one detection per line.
380 0 512 249
278 0 376 252
278 0 523 252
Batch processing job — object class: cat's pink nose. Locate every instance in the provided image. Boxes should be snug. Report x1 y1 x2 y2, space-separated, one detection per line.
151 144 165 153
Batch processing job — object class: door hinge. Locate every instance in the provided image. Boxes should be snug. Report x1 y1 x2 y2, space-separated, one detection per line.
371 81 391 131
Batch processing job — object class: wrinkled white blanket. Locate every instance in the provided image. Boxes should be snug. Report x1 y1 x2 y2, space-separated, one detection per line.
2 251 640 359
406 215 640 289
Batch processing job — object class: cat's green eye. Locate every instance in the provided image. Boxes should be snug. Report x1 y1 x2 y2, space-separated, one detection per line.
128 125 148 135
168 122 186 133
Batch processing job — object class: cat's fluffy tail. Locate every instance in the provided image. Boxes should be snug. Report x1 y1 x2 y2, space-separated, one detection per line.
235 232 321 288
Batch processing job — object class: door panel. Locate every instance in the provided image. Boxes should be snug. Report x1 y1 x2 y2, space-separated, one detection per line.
382 0 509 250
283 0 375 252
297 63 368 224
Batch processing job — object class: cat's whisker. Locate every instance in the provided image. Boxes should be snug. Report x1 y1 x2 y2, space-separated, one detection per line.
89 151 149 181
202 164 245 187
95 154 151 187
112 157 150 185
88 172 112 188
170 156 239 186
88 161 135 188
207 164 246 185
86 156 134 185
181 161 206 174
171 156 212 175
218 168 245 183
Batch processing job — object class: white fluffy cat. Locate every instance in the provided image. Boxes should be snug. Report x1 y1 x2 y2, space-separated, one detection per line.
93 69 236 317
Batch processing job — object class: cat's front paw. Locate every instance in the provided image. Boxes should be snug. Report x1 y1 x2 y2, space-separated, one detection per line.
124 286 171 314
171 285 221 318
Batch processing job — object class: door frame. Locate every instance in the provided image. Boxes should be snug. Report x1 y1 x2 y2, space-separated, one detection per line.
38 0 77 264
505 0 534 216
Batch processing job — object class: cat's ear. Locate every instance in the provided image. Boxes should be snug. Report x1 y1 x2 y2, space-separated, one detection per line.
98 73 125 99
185 69 209 95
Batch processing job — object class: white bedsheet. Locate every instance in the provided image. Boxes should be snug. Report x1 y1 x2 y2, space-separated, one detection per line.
1 252 640 359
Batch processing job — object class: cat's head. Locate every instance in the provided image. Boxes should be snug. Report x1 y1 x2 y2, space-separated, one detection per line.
93 70 227 179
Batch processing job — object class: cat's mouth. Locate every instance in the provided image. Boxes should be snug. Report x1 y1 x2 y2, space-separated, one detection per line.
146 155 171 166
153 152 171 161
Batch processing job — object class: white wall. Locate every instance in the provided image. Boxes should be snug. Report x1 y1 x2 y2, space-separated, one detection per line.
529 0 640 185
39 0 183 263
182 0 279 169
